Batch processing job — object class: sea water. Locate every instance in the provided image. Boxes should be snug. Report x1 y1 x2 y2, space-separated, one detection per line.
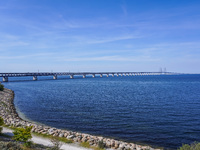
2 75 200 149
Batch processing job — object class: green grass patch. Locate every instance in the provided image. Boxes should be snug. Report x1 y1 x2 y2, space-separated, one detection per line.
32 132 73 144
58 137 73 144
178 142 200 150
32 132 51 138
80 141 90 148
92 147 105 150
80 142 106 150
3 124 16 129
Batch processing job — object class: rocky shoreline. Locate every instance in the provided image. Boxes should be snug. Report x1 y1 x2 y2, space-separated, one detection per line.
0 88 161 150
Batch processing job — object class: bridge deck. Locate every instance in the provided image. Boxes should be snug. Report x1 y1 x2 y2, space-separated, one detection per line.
0 72 175 82
0 72 171 77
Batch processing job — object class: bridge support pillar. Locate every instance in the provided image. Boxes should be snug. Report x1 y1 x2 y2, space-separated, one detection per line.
3 77 8 82
92 74 95 78
70 75 74 79
83 75 86 78
106 74 109 77
112 74 114 77
117 74 119 77
33 76 37 81
100 74 103 78
53 75 57 80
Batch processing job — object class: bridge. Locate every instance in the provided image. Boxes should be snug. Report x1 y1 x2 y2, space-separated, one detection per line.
0 72 175 82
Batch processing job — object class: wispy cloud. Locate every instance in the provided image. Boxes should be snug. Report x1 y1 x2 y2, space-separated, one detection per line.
55 55 160 62
0 53 55 60
86 35 141 44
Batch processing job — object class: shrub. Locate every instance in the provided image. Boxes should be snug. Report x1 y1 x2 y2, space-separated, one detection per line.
0 117 4 134
178 142 200 150
23 141 33 148
13 126 32 147
0 84 4 91
0 141 23 150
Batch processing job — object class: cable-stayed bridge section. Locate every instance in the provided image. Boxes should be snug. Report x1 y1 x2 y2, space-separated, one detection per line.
0 72 176 82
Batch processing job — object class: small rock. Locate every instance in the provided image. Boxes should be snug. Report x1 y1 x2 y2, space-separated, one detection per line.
59 132 64 137
67 135 75 139
119 143 125 150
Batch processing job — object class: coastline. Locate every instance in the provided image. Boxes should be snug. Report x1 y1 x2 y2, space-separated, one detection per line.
0 88 161 150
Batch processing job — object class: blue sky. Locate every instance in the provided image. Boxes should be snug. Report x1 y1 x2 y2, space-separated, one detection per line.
0 0 200 73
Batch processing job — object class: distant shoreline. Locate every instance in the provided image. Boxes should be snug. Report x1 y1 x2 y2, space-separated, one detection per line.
0 88 161 150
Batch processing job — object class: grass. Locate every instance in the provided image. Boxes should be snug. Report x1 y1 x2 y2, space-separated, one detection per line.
32 132 73 144
21 145 36 150
92 147 105 150
80 141 90 148
0 140 51 150
80 141 105 150
3 124 15 129
59 137 73 144
178 142 200 150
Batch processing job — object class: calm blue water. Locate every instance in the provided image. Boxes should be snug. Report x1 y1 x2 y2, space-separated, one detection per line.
2 75 200 149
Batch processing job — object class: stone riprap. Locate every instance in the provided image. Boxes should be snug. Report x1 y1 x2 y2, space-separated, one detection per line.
0 88 161 150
